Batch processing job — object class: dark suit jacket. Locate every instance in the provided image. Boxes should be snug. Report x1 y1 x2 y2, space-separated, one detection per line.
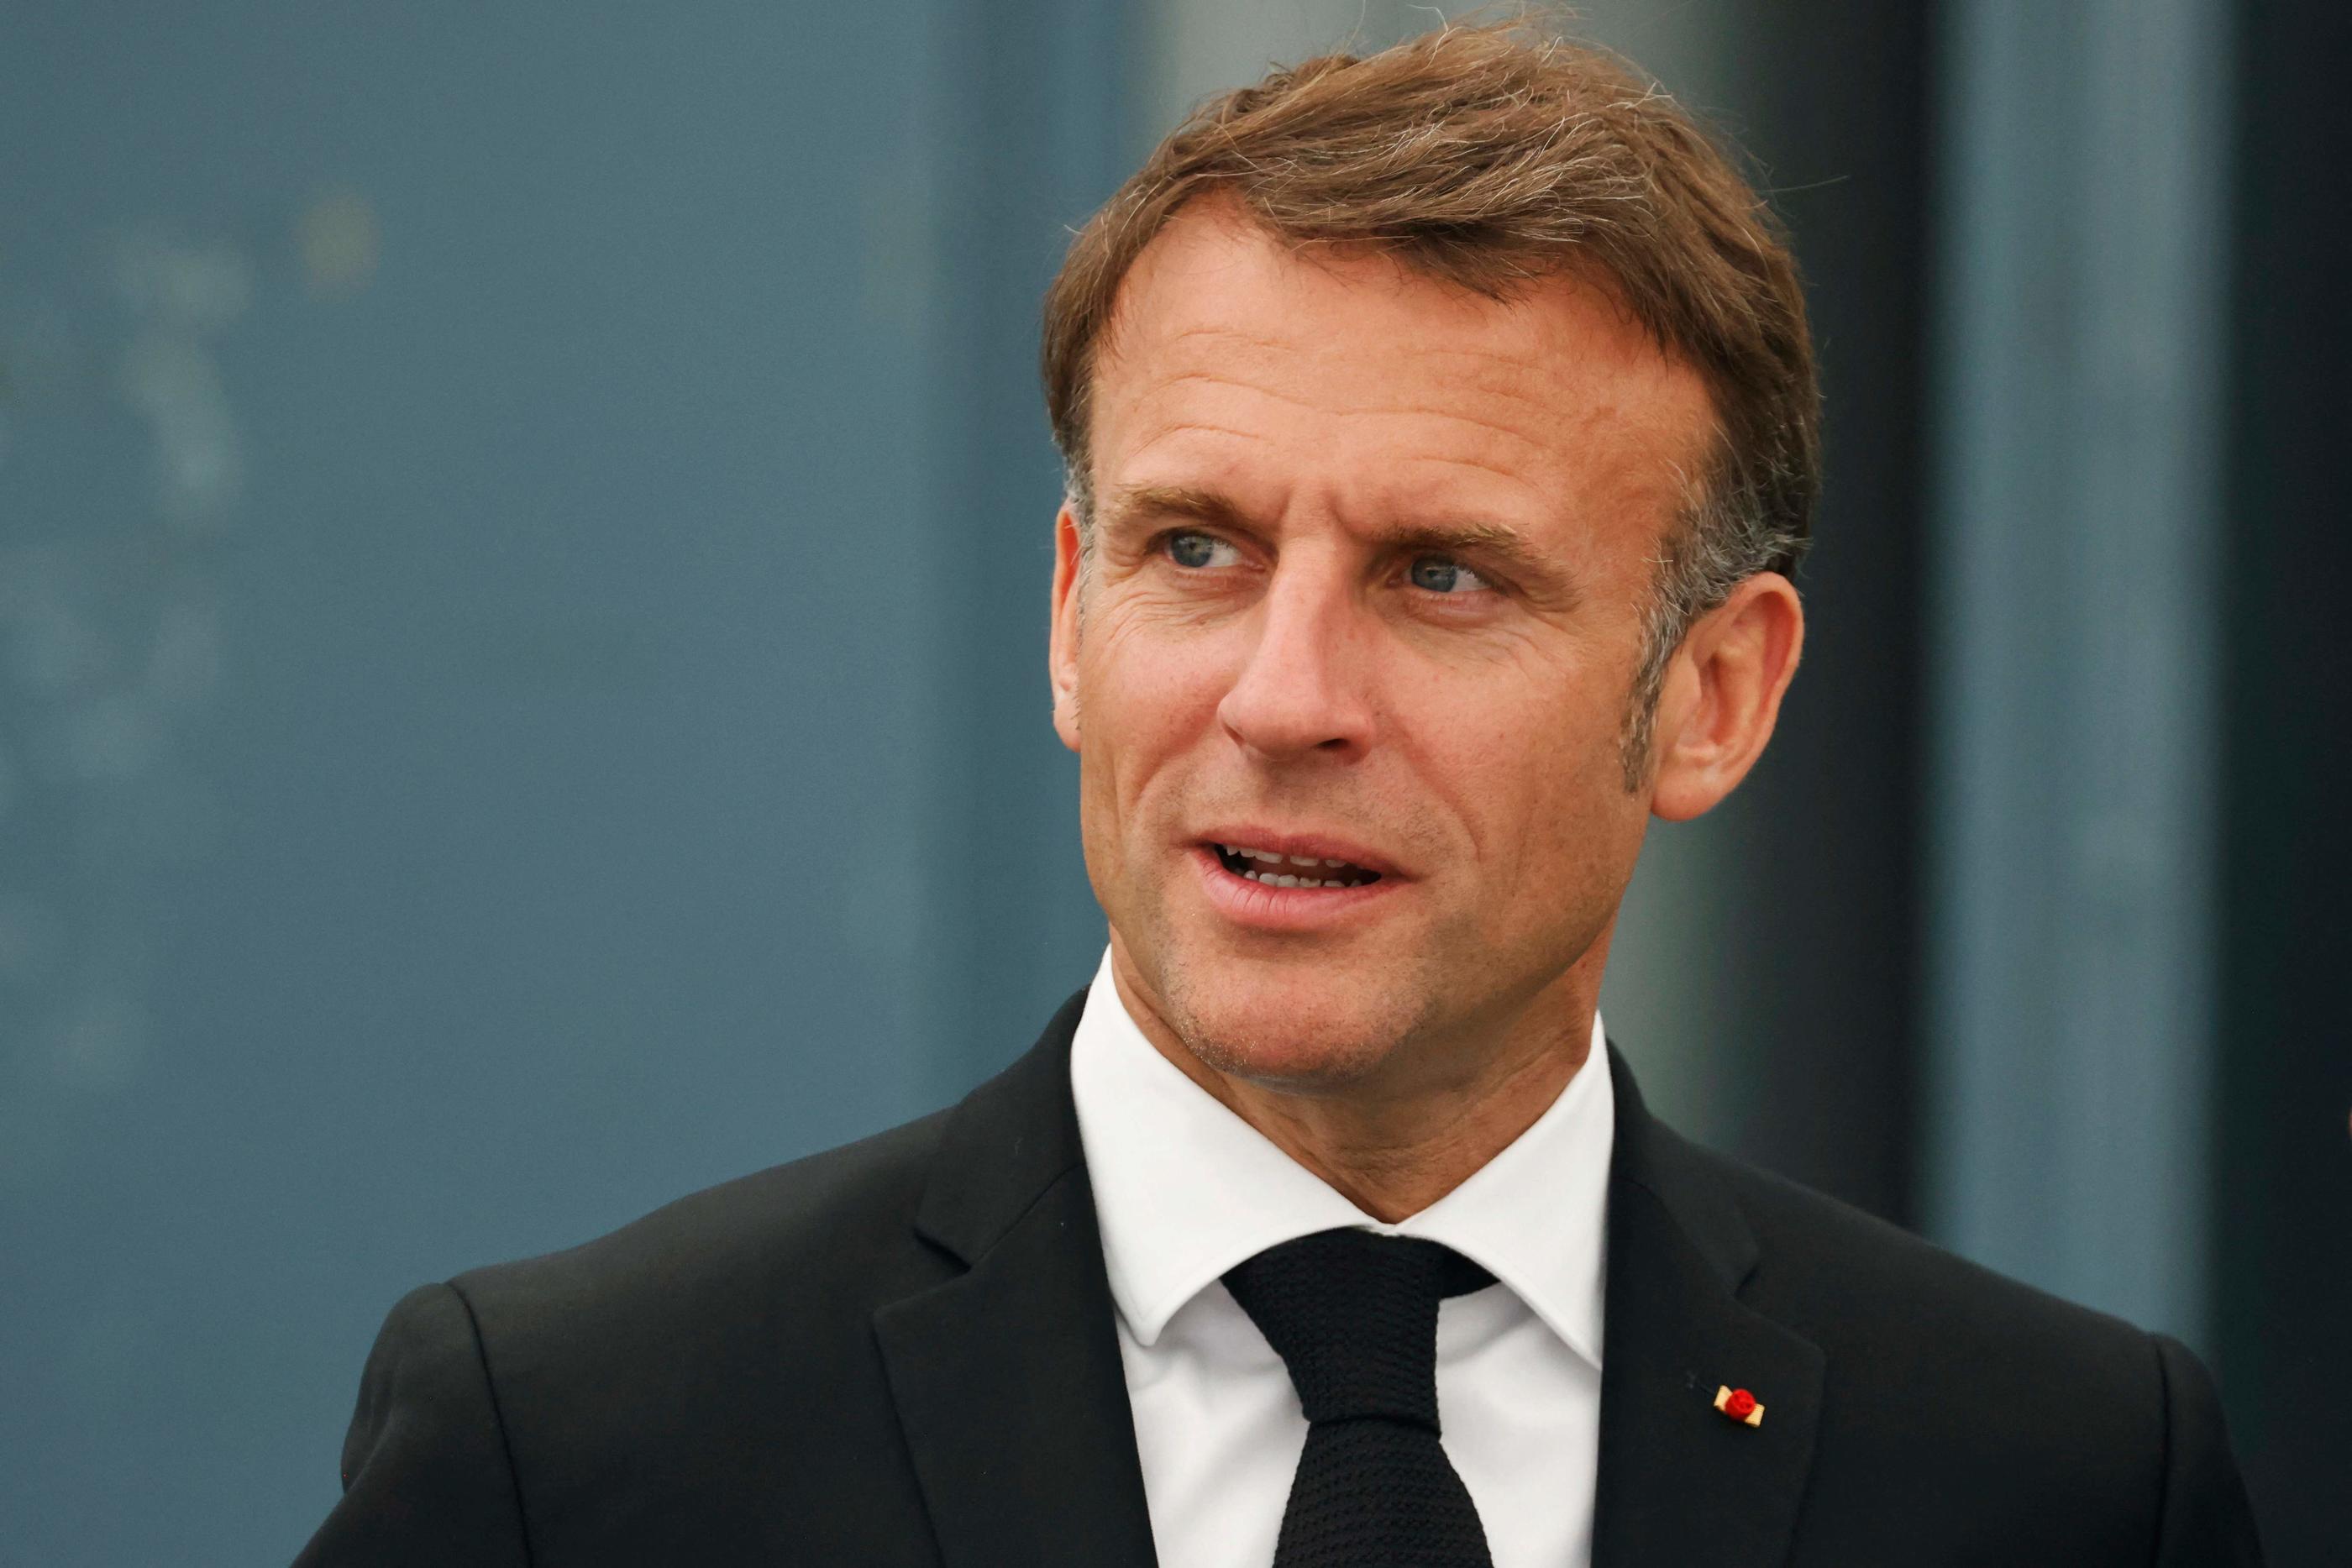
295 989 2263 1565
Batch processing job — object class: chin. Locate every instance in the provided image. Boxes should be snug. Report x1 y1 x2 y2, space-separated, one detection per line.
1160 962 1417 1090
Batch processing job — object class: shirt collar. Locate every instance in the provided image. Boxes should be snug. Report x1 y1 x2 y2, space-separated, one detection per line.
1068 946 1613 1367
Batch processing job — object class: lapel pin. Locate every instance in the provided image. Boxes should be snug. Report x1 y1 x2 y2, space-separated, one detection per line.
1714 1384 1764 1427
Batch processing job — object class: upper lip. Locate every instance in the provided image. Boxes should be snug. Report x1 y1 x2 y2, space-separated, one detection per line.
1196 826 1408 878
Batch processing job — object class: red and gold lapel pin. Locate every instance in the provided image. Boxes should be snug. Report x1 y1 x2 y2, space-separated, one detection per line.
1714 1385 1764 1428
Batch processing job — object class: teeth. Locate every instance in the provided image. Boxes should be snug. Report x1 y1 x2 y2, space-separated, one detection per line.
1237 868 1341 889
1220 844 1365 871
1217 843 1376 889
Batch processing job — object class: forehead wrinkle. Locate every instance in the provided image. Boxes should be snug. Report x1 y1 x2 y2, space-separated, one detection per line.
1114 324 1299 376
1127 343 1606 454
1389 342 1624 399
1112 366 1336 419
1392 449 1557 493
1120 420 1273 472
1147 293 1681 407
1340 349 1703 446
1336 401 1554 458
1132 367 1696 465
1124 371 1560 464
1160 323 1297 353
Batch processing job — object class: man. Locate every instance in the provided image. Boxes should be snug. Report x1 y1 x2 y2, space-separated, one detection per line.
297 21 2262 1567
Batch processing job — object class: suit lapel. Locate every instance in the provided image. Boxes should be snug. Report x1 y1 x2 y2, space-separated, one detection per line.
873 1005 1823 1568
873 989 1159 1568
1592 1045 1824 1568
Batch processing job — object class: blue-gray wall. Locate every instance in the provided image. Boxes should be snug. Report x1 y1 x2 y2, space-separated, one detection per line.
0 3 1121 1560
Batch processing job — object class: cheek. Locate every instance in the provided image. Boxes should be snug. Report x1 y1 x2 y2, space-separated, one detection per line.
1077 612 1236 828
1394 650 1640 885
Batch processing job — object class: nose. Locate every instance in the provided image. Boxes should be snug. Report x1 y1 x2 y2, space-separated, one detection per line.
1216 559 1376 762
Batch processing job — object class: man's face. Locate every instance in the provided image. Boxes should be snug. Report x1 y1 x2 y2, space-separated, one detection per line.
1050 202 1718 1097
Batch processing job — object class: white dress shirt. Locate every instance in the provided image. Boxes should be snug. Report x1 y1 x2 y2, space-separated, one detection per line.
1068 947 1614 1568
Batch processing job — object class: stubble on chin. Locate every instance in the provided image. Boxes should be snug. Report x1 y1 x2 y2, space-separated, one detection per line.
1143 945 1439 1095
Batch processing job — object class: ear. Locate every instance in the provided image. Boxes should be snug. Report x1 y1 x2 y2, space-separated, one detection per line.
1647 570 1804 822
1048 505 1084 753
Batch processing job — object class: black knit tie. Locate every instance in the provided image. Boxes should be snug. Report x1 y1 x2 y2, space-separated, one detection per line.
1222 1228 1498 1568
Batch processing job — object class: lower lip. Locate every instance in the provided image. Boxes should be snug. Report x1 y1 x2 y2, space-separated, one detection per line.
1189 846 1403 932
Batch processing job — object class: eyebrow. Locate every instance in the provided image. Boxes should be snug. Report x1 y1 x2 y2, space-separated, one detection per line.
1102 484 1250 535
1104 482 1571 591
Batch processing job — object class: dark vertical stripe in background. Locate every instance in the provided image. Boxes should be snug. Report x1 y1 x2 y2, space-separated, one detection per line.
2216 0 2352 1557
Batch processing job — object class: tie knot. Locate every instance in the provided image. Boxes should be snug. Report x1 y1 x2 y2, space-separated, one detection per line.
1222 1229 1494 1430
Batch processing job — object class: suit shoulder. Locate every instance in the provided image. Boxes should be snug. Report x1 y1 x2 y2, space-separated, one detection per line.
1648 1133 2259 1556
450 1104 958 1339
363 1109 969 1560
1683 1133 2155 1363
1665 1133 2176 1487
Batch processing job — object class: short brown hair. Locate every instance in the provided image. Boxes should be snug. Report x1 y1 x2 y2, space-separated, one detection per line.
1039 17 1818 779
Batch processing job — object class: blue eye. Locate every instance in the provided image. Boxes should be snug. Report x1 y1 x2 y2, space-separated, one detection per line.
1410 555 1491 594
1166 532 1236 569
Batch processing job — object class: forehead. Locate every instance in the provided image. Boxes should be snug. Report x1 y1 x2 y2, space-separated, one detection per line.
1089 201 1717 543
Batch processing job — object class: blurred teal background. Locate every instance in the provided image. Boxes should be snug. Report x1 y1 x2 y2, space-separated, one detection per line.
1 2 2341 1562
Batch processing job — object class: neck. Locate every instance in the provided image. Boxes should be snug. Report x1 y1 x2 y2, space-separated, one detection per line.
1113 957 1601 1223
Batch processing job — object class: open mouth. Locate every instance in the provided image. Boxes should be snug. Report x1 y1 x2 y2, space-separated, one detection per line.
1212 843 1383 889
